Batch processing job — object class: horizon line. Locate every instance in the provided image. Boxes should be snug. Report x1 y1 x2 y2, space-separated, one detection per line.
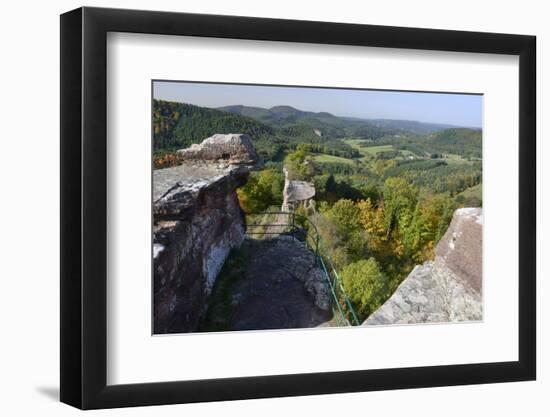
153 97 482 130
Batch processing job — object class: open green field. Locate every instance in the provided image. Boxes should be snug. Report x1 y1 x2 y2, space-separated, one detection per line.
360 144 395 155
456 183 482 200
313 153 356 165
343 139 395 160
342 139 370 161
343 138 369 150
399 150 417 159
441 153 473 166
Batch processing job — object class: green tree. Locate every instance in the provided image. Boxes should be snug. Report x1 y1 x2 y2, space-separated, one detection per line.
284 147 315 180
340 258 388 318
323 199 368 263
401 194 455 262
382 177 418 235
325 199 359 236
237 169 284 214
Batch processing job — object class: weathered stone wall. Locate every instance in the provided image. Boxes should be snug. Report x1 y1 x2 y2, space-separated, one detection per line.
153 134 259 334
364 207 483 326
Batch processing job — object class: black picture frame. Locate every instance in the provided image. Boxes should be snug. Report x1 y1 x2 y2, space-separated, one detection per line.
60 6 536 410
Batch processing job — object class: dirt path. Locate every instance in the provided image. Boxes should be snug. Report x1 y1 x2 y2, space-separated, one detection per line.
260 212 289 237
245 212 289 239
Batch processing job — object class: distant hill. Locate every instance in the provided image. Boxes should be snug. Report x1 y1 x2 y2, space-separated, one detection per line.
153 100 274 151
219 104 334 125
425 128 482 158
430 127 482 143
363 119 460 135
359 127 482 159
153 100 361 160
218 104 463 138
216 105 273 121
218 104 395 139
153 100 481 162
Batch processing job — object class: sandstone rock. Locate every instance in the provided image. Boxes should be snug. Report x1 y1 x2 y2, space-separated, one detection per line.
364 207 483 325
153 163 247 217
153 135 258 334
281 167 316 211
285 180 316 203
436 207 482 293
176 133 260 167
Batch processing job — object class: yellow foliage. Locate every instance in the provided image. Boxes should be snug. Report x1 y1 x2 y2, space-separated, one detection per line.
357 199 387 254
236 188 251 214
153 152 178 169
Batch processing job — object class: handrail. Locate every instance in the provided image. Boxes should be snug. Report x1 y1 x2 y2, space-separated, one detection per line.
318 256 349 325
319 241 360 325
245 210 360 326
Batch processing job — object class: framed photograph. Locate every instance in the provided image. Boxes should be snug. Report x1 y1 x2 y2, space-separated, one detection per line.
60 6 536 409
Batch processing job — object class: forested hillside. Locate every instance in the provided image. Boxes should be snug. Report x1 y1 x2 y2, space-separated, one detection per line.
219 104 400 139
364 118 458 134
153 100 273 150
153 100 364 163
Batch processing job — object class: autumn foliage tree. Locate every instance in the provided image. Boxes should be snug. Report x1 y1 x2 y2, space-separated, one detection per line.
310 175 458 320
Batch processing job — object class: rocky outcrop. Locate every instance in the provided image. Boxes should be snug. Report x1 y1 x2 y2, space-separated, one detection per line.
281 168 316 211
364 208 482 325
153 134 260 334
176 133 259 168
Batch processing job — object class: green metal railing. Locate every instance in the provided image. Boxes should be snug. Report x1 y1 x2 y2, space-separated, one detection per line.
246 211 360 326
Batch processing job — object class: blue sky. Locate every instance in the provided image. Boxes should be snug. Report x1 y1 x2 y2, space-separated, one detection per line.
153 81 483 128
